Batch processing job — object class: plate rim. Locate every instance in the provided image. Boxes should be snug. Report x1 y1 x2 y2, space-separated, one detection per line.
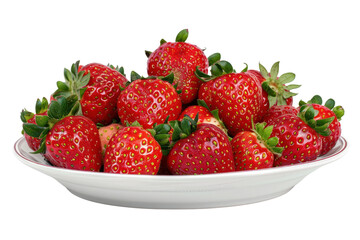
14 136 348 181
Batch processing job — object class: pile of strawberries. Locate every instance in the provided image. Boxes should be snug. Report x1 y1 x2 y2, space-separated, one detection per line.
20 29 345 175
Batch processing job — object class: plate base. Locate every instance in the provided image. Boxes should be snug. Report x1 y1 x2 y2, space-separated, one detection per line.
67 187 293 209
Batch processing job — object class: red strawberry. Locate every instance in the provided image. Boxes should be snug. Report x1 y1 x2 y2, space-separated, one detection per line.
98 123 124 155
104 126 163 175
45 116 102 171
147 29 208 104
20 97 49 151
262 105 299 126
53 61 128 125
117 73 182 129
197 56 263 136
231 123 283 171
22 96 103 171
270 106 333 166
167 116 235 175
178 100 227 133
299 95 344 155
243 68 269 118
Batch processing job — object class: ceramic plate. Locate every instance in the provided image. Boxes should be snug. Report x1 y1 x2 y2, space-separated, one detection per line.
14 136 348 209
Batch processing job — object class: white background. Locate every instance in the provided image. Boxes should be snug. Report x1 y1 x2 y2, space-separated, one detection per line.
1 0 359 239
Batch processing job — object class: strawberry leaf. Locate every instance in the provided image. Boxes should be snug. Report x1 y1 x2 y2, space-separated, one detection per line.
160 72 175 84
333 106 344 120
20 109 34 123
270 61 280 80
160 39 167 45
241 63 248 73
267 137 279 147
23 123 48 138
48 101 62 119
253 122 283 156
278 72 295 84
284 84 301 90
211 64 222 76
259 63 269 78
324 98 335 110
35 115 49 127
130 71 142 82
217 61 234 74
56 81 69 91
35 97 49 114
208 53 221 66
175 29 189 42
145 50 152 58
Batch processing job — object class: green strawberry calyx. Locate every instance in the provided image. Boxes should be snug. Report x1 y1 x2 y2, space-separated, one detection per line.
52 61 90 115
22 95 81 154
259 61 301 107
158 114 200 155
298 104 334 136
147 122 173 156
195 52 234 82
170 114 199 142
20 97 49 123
299 94 345 121
252 122 283 156
20 97 49 135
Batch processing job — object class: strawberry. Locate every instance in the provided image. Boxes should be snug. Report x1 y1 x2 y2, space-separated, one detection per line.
98 123 124 155
117 72 182 129
146 29 208 104
299 95 344 155
53 61 128 125
196 54 263 136
244 68 270 118
104 124 169 175
270 105 334 166
20 97 49 151
45 116 102 171
178 100 227 133
231 123 283 171
22 95 103 171
241 62 299 121
167 116 235 175
262 105 299 126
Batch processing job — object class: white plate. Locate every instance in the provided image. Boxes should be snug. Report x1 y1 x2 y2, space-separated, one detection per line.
14 136 348 209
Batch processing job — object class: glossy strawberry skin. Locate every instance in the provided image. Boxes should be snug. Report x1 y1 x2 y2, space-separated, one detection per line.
45 116 102 171
98 123 124 155
263 105 299 126
270 115 322 166
178 105 226 132
80 63 128 125
246 70 269 118
147 42 208 104
308 104 341 155
198 72 262 136
104 126 162 175
167 124 235 175
117 79 182 129
231 131 274 170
